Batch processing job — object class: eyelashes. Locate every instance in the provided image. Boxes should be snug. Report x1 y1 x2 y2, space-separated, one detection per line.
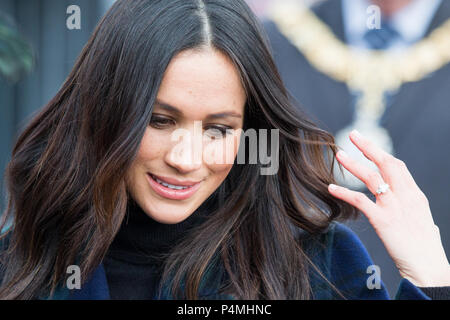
149 115 233 138
204 126 233 139
149 115 175 129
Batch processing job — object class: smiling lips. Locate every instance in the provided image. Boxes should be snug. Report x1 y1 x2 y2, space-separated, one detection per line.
147 173 202 200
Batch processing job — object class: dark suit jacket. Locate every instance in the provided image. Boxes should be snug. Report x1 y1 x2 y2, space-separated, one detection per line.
263 0 450 296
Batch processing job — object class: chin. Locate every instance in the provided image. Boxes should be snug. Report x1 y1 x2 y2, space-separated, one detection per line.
143 201 197 225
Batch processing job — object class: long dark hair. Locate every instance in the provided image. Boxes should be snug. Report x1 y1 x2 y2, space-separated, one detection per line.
0 0 357 299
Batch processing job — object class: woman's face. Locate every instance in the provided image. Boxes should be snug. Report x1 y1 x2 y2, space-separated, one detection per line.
126 48 246 224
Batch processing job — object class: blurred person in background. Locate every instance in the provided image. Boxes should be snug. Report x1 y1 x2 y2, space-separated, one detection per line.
246 0 321 18
263 0 450 296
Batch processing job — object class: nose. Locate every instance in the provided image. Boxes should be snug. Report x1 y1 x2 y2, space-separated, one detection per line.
164 128 203 173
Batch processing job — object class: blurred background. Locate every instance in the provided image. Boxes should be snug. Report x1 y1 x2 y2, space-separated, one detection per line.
246 0 321 17
0 0 115 212
0 0 448 298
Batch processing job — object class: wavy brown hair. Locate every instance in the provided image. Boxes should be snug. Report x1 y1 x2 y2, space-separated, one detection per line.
0 0 357 299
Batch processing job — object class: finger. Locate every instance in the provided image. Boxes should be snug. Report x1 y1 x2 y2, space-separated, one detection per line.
336 150 395 203
348 130 415 190
349 130 393 169
328 184 379 220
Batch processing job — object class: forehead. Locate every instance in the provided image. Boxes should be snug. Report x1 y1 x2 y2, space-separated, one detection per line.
156 49 246 117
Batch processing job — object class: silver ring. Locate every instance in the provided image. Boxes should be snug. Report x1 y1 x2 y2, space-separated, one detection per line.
376 183 390 195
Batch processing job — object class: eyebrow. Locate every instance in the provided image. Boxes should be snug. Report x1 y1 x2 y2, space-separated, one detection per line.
154 99 243 120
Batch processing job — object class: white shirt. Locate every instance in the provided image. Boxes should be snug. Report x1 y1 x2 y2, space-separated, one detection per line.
342 0 442 51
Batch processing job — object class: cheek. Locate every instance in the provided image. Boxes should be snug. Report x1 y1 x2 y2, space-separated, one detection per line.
203 131 241 173
136 128 167 161
126 128 167 187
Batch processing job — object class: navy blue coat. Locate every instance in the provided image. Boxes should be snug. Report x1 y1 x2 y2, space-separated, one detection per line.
22 223 431 300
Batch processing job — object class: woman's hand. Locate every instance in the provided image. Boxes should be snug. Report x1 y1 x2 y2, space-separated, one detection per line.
328 129 450 287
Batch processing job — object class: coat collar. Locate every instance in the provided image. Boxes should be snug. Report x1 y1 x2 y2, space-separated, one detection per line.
53 261 232 300
53 263 111 300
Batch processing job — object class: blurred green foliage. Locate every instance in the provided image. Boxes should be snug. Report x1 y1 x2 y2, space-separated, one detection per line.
0 11 34 83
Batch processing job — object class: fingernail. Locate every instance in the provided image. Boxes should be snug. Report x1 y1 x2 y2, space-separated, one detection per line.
337 150 348 158
329 184 339 191
351 129 362 139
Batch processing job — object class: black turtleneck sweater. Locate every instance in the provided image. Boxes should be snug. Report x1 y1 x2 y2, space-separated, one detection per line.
103 198 214 300
102 198 450 300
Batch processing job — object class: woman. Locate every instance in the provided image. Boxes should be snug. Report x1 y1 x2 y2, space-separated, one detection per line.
0 0 448 300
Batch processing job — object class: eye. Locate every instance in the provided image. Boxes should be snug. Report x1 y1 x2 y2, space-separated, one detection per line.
204 125 233 139
149 115 175 129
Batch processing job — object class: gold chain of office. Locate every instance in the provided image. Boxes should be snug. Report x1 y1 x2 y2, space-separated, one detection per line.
267 1 450 118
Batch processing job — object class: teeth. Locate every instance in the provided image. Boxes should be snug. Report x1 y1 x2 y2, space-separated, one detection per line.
154 176 190 190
